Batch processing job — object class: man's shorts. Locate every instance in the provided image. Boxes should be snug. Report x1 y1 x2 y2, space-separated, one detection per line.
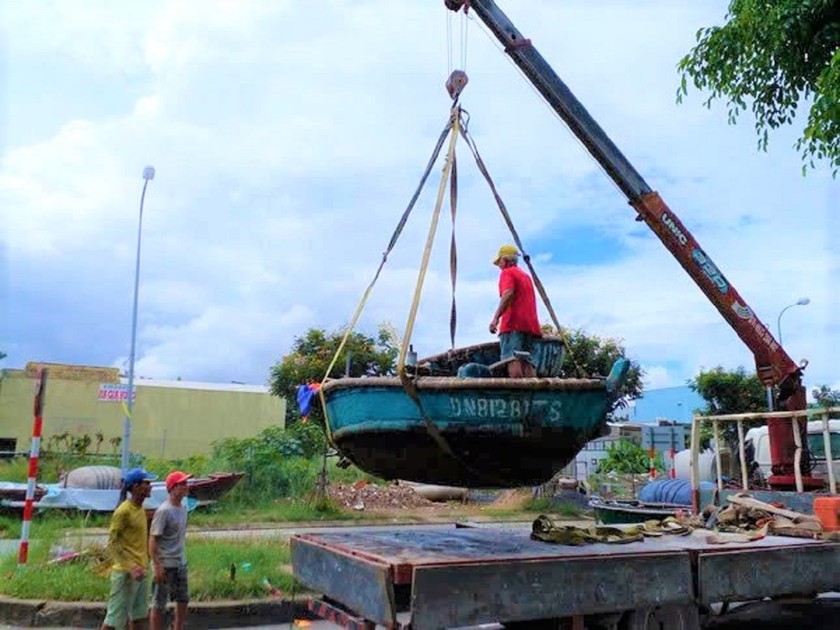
104 570 150 628
499 331 538 365
152 565 190 609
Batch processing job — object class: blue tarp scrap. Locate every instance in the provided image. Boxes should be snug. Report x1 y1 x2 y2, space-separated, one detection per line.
296 383 321 422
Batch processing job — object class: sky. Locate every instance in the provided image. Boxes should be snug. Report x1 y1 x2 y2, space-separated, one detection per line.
1 1 838 395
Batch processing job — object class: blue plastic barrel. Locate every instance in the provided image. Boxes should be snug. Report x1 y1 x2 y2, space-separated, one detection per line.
638 479 716 505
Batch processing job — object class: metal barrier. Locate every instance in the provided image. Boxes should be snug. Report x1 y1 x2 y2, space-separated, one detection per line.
689 407 839 510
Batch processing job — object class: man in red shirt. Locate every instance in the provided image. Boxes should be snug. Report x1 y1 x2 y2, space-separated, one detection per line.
489 244 542 378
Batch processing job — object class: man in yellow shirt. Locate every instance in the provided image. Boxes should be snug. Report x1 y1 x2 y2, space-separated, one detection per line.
101 467 157 630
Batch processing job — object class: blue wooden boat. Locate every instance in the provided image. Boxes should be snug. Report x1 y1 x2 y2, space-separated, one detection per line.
322 349 629 488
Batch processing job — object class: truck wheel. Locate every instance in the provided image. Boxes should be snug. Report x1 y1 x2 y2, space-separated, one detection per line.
620 604 700 630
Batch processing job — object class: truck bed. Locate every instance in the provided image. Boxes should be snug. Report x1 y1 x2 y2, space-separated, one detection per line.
291 523 840 629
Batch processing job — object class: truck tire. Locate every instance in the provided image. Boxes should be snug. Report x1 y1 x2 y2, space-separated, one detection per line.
620 604 700 630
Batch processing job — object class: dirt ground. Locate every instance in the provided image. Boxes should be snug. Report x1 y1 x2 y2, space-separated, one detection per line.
326 481 536 518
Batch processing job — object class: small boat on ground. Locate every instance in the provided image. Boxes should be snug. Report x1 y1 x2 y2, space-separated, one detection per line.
0 482 47 503
187 472 244 501
590 496 689 525
322 338 629 488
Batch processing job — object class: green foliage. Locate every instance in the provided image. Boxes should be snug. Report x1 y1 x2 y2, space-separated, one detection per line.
210 423 360 505
677 0 840 174
522 497 583 517
812 384 840 409
544 326 645 413
690 366 767 415
185 538 299 601
596 439 663 475
188 496 350 528
0 537 300 602
688 366 768 446
269 324 398 426
140 453 213 481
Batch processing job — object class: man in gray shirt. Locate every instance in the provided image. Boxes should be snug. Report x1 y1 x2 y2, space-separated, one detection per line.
149 470 192 630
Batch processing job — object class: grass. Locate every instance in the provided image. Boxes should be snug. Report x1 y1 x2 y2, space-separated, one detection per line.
0 510 111 540
524 497 586 517
188 497 355 528
0 535 300 602
187 537 299 601
480 498 587 519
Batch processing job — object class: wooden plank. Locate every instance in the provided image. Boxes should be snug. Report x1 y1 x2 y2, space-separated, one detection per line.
726 494 820 522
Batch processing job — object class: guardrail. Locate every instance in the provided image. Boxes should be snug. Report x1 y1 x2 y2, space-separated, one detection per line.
690 407 839 507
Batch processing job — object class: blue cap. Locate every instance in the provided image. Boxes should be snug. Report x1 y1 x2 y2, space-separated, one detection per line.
123 467 157 489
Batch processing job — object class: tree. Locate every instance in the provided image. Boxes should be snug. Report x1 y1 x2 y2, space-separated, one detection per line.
596 439 647 474
677 0 840 174
546 326 645 415
269 324 399 426
812 384 840 409
688 366 767 447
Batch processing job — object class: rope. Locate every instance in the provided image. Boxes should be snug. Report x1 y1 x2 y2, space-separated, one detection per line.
458 123 587 378
317 118 454 445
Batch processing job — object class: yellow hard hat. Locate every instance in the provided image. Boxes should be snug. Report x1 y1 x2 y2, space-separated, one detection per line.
493 244 519 265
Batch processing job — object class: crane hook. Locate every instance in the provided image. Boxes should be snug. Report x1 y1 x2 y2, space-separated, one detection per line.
446 70 469 100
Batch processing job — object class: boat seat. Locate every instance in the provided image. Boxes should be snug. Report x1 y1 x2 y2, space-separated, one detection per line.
488 350 532 375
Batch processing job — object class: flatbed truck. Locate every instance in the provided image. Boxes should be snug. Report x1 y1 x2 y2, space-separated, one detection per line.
290 521 840 628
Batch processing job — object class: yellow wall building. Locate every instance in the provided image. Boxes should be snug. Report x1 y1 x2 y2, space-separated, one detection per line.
0 363 286 459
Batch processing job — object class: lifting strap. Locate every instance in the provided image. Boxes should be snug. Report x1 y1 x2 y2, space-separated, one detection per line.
318 117 455 445
397 107 461 373
397 108 466 466
449 145 458 350
397 108 522 487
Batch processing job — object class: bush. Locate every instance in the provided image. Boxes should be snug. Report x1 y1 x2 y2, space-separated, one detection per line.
209 424 332 505
596 439 664 475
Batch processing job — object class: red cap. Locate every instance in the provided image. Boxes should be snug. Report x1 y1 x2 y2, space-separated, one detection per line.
165 471 193 492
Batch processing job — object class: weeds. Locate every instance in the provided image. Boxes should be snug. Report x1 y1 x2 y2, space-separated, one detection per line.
523 497 585 517
0 537 300 602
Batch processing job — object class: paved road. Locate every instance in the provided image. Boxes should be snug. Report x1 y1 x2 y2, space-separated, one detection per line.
4 599 840 629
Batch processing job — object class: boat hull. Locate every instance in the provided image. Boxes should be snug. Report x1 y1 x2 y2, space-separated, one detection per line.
324 376 610 488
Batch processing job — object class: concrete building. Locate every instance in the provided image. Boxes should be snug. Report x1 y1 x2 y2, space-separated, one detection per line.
0 363 286 459
614 385 706 424
567 421 690 479
564 385 702 479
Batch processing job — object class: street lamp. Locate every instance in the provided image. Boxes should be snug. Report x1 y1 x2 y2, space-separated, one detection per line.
120 165 155 475
776 297 810 348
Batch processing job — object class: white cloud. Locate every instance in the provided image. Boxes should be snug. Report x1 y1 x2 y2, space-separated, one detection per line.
2 0 837 393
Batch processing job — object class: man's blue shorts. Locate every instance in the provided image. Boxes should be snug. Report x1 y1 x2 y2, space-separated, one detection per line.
499 331 538 365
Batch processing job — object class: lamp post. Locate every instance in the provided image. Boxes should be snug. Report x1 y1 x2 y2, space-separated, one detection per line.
776 297 810 348
120 165 155 475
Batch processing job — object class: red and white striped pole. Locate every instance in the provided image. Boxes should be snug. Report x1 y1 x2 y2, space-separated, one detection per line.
18 367 47 565
669 447 677 479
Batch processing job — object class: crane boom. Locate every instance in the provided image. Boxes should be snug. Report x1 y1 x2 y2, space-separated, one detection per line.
447 0 812 486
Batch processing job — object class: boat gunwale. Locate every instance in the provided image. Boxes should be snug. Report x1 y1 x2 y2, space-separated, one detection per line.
417 335 564 364
322 376 607 394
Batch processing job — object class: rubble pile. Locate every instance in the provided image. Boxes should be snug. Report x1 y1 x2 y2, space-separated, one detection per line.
328 481 437 511
703 494 825 540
